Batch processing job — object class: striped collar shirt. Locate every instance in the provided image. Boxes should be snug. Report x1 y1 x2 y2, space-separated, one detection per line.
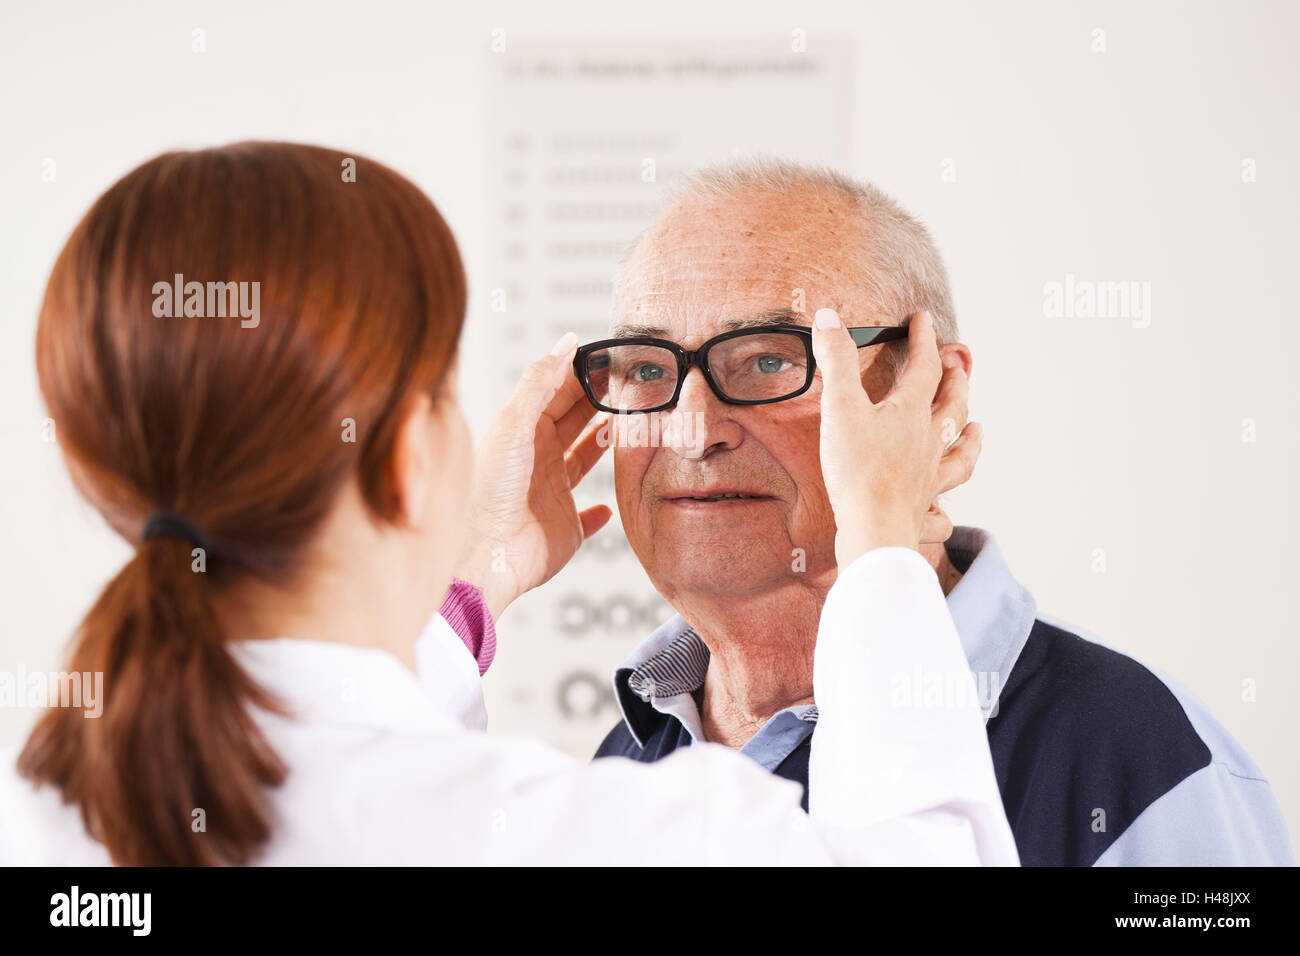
623 626 820 772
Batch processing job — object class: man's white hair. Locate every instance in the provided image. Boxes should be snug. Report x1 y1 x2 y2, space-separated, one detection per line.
614 156 958 375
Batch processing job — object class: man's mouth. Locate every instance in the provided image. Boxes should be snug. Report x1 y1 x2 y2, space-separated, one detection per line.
664 489 774 504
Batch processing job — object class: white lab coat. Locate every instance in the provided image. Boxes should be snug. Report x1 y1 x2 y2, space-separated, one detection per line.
0 548 1019 865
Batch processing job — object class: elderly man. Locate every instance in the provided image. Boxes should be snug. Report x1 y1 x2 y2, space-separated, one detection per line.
576 158 1292 866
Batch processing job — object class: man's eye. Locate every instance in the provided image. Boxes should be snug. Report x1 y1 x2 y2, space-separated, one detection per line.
755 355 787 373
633 363 666 382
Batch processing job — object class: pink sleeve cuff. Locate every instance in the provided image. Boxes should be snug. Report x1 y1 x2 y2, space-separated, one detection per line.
439 579 498 676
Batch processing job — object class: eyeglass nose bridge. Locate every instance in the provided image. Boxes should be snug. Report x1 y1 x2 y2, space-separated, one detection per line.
669 346 720 407
676 344 713 376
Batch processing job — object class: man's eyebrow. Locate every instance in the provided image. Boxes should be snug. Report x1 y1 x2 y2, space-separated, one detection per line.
610 309 808 339
719 309 809 331
611 323 668 339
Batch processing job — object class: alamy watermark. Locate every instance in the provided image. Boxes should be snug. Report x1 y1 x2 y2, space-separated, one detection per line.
152 273 260 328
0 666 103 718
596 408 708 453
1043 274 1151 329
891 666 1001 719
50 885 150 936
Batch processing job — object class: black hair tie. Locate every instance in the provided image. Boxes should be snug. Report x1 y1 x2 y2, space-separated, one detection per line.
142 511 211 552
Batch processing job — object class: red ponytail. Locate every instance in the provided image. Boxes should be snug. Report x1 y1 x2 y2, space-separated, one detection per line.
21 142 467 864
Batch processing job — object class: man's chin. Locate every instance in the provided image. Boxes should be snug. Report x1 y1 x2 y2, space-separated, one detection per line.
645 549 796 598
630 505 820 596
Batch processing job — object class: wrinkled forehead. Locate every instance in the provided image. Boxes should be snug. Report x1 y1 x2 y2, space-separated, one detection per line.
613 189 875 345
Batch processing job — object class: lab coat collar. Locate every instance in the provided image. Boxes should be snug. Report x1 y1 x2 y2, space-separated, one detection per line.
231 611 487 735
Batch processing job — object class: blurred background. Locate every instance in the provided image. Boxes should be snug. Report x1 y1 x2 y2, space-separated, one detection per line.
1 0 1296 845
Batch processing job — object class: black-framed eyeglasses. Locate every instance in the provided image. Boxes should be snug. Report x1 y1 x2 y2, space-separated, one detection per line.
573 323 909 414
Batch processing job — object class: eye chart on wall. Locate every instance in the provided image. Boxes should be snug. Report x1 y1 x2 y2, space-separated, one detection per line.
480 33 852 757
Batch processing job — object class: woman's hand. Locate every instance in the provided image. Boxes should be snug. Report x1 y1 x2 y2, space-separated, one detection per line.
453 333 612 619
811 308 982 568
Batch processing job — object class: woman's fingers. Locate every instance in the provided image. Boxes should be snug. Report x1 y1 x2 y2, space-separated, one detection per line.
553 380 599 448
510 333 579 426
543 347 591 424
931 360 970 445
919 503 955 545
924 421 983 545
809 303 973 563
577 504 613 539
460 333 614 618
891 310 943 409
534 333 600 450
810 306 873 519
564 418 610 487
934 421 983 495
810 307 867 417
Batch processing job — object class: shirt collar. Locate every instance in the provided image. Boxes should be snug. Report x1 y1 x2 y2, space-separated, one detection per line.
944 527 1038 715
230 611 487 735
613 616 708 746
611 525 1036 746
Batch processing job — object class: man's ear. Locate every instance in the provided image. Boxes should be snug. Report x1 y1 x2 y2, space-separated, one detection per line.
938 342 973 381
389 393 437 527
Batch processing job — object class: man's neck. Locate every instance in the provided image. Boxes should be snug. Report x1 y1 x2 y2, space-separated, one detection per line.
694 542 959 749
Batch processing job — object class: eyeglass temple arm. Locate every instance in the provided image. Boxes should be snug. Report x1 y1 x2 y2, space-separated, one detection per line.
847 323 911 348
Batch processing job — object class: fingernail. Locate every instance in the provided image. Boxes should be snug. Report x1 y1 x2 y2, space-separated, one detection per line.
814 308 840 330
942 352 960 369
550 331 578 356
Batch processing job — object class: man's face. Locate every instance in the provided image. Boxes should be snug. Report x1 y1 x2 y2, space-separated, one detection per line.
612 188 897 601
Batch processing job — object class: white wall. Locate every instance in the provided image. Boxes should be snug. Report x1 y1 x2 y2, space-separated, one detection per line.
1 0 1296 850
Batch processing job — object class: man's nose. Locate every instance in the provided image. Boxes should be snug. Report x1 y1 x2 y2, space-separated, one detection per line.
667 367 743 460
